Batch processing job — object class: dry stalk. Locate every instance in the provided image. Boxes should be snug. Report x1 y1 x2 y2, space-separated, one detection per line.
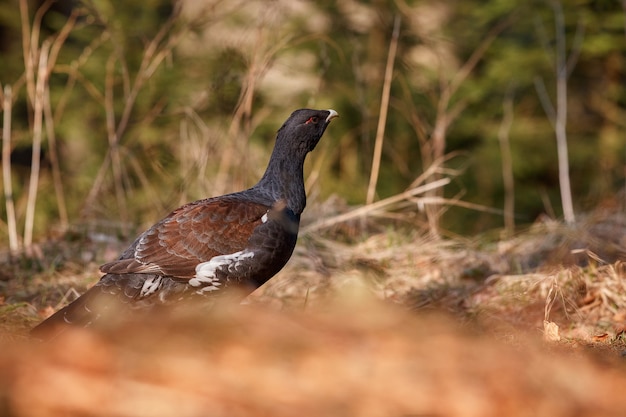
217 26 289 195
54 32 110 123
16 0 75 247
47 9 79 75
543 280 561 342
366 15 401 205
2 85 19 254
19 0 36 104
544 279 558 322
551 0 576 225
81 12 185 222
43 82 68 229
217 35 262 194
41 10 80 231
408 152 461 189
82 155 112 219
24 40 51 250
302 177 450 233
423 15 513 237
403 196 505 217
534 1 584 225
179 108 212 200
116 14 179 142
125 150 168 216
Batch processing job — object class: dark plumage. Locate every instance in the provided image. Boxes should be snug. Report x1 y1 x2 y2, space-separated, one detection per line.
32 108 338 340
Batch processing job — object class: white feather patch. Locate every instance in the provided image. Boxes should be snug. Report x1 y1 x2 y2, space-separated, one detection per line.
139 276 163 298
261 212 269 223
189 250 255 293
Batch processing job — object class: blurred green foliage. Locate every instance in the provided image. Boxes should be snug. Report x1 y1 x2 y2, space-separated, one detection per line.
0 0 624 242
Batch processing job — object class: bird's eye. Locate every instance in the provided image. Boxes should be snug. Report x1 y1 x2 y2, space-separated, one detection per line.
305 116 319 124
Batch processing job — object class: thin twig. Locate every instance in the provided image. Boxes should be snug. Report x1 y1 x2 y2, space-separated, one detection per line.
449 15 515 94
566 18 585 76
54 32 110 123
115 13 179 142
303 177 450 233
218 25 290 194
533 77 556 127
47 9 79 74
408 152 462 189
24 40 51 250
39 11 79 231
24 0 54 99
366 14 401 205
19 0 35 104
425 14 513 237
548 0 576 224
44 78 68 229
82 155 111 217
2 85 19 254
82 12 186 218
404 196 506 217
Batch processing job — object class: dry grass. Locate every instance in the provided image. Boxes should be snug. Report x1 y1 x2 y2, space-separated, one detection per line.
0 208 625 416
258 208 626 342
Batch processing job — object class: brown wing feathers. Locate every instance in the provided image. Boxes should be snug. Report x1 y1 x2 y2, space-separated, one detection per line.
100 199 271 279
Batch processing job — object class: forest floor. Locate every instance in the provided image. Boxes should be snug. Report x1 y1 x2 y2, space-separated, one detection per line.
1 207 626 416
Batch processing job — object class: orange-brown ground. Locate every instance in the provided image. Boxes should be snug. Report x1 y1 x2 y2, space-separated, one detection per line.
0 209 625 416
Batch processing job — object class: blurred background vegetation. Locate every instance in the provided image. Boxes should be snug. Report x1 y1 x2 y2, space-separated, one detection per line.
0 0 624 250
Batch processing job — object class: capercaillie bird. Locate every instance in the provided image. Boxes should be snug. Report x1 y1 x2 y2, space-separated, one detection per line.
32 108 338 340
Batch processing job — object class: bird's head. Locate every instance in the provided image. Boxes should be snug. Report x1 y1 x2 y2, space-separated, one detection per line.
276 108 338 155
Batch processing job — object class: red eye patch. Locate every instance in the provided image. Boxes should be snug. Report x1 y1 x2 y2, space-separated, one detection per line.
305 116 319 124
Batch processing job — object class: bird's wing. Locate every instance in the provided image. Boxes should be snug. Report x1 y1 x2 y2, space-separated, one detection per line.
100 197 271 279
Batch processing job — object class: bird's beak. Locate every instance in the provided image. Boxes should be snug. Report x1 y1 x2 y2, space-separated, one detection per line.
325 109 339 123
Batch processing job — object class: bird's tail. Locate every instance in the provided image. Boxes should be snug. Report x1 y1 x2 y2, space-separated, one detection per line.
30 284 119 342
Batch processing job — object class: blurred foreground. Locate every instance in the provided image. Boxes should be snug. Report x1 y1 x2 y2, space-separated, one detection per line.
3 300 626 417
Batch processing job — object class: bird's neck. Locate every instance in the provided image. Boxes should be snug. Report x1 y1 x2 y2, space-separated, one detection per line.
254 149 307 215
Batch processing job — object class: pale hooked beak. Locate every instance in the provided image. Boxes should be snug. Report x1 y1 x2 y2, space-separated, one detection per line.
325 109 339 123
